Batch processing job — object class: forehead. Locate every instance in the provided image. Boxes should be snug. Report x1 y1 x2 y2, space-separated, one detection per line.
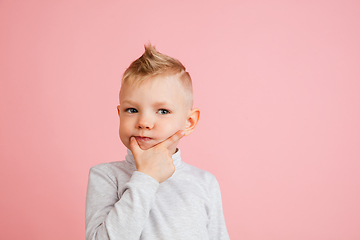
120 75 186 105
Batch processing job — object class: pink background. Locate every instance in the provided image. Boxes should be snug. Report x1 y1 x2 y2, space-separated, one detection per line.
1 1 360 239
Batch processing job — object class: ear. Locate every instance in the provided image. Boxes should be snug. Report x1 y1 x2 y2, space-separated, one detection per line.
117 105 121 116
184 108 200 136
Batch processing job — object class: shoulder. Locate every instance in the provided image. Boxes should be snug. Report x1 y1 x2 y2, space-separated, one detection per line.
180 162 219 188
89 160 134 183
177 163 223 207
90 161 119 175
90 160 133 172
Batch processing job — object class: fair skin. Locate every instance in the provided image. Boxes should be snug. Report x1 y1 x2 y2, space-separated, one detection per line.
117 74 200 183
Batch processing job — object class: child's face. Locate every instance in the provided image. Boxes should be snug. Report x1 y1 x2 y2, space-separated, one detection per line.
118 75 190 154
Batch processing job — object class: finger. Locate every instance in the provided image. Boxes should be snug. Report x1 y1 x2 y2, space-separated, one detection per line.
157 130 185 149
129 136 142 156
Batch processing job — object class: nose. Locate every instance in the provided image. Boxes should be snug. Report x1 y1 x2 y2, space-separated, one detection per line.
136 114 154 130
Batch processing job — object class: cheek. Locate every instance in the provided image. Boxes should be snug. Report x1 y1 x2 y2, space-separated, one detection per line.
157 118 186 136
119 115 132 129
119 121 132 136
119 118 133 142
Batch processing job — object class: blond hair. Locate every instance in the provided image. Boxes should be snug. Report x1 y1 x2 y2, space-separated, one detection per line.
121 44 193 108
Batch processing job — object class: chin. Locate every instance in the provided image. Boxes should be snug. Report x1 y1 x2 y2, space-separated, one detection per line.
138 145 150 150
137 142 156 150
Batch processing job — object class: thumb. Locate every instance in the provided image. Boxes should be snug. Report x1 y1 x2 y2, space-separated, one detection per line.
129 137 142 157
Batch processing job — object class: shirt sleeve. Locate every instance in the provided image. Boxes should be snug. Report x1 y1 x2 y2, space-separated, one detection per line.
207 176 230 240
85 164 159 240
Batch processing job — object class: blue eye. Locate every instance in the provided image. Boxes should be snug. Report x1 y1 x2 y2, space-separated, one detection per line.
125 108 138 113
158 109 170 114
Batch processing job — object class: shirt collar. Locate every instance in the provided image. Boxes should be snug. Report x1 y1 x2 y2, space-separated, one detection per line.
125 148 183 168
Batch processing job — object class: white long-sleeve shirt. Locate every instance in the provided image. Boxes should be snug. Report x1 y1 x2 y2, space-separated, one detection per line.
85 149 230 240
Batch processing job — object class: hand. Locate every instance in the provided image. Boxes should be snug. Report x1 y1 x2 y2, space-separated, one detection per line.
129 130 185 183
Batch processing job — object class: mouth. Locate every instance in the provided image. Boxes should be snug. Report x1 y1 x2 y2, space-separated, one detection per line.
134 136 152 142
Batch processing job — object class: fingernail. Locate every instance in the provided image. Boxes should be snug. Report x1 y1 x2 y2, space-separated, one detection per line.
181 130 185 135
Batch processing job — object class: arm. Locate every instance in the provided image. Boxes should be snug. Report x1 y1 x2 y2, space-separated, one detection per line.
207 176 230 240
85 130 185 240
85 165 159 240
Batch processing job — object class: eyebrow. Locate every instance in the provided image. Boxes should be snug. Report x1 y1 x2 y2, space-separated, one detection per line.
121 100 174 108
121 100 137 105
152 101 174 107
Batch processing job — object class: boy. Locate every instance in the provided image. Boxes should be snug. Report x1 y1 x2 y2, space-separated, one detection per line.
85 45 229 240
